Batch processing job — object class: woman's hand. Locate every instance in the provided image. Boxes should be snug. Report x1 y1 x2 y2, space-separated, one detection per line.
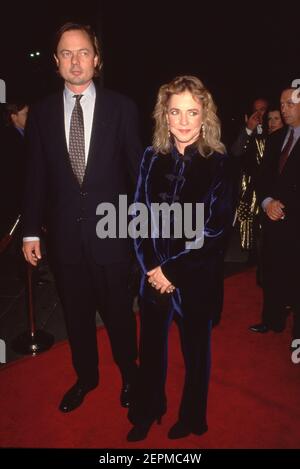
147 267 175 294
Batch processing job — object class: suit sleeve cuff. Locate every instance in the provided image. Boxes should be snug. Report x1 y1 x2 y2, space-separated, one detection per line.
261 197 273 212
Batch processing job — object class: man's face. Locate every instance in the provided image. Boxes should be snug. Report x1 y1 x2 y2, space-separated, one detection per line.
54 29 99 89
281 89 300 128
11 105 29 130
253 99 268 118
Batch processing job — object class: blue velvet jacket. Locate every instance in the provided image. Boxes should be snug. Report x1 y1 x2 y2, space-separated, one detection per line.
133 144 235 317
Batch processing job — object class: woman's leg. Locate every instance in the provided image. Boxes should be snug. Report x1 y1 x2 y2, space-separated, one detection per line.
128 282 173 425
176 308 212 433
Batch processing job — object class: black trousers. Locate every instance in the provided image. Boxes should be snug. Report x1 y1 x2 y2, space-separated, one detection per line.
53 258 138 386
261 224 300 337
129 284 212 432
262 289 300 337
261 288 287 331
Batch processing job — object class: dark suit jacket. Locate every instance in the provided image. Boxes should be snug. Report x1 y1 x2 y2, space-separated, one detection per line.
23 85 143 264
133 145 235 318
258 126 300 301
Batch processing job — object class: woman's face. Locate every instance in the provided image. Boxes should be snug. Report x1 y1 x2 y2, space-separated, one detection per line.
267 110 283 134
166 90 203 154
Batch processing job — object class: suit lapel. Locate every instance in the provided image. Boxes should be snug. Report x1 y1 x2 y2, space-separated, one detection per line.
82 87 111 186
281 129 300 174
50 87 113 188
51 91 68 155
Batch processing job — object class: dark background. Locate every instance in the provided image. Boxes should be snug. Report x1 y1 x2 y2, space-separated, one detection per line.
0 0 299 145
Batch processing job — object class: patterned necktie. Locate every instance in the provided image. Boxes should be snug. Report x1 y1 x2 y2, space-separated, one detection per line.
278 129 294 174
69 94 85 185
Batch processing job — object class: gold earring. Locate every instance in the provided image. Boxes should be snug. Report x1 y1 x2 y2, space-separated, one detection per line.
168 128 171 138
202 123 206 139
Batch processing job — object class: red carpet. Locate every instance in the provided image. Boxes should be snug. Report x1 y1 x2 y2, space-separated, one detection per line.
1 268 300 449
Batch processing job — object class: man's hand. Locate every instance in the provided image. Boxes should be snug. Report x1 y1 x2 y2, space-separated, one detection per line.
245 111 262 131
22 240 42 266
147 266 175 294
265 199 285 221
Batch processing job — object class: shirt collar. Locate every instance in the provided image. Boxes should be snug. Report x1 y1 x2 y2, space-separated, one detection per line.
289 125 300 141
15 126 24 137
64 80 96 102
171 142 198 161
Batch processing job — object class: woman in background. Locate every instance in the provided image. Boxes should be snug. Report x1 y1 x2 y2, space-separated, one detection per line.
266 107 283 134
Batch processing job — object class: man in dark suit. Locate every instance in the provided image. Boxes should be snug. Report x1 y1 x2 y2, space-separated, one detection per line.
249 86 300 341
231 97 269 160
22 22 142 412
231 98 269 285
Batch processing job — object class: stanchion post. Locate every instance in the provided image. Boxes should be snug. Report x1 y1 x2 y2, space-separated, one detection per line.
11 263 54 355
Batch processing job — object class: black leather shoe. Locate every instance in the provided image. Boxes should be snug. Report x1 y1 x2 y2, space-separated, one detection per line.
59 381 97 413
249 323 269 333
127 416 162 442
168 421 208 439
120 383 132 408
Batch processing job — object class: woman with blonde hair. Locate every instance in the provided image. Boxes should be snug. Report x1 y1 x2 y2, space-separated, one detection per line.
127 75 235 441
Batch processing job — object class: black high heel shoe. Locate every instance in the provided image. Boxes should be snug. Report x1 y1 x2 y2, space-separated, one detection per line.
127 415 163 442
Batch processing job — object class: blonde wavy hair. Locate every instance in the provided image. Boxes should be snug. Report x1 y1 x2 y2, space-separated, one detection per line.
153 75 225 157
